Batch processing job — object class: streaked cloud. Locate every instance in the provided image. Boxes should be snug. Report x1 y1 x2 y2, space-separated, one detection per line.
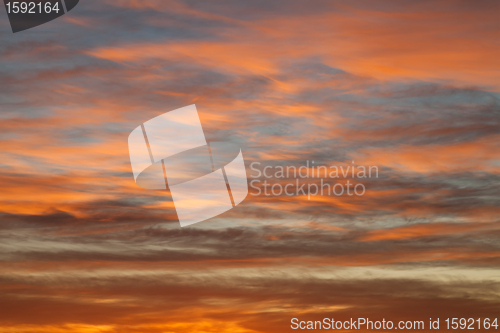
0 0 498 332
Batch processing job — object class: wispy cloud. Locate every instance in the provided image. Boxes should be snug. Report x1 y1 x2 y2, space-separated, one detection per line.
0 0 499 331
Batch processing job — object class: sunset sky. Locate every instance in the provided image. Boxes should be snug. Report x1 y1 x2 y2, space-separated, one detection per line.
0 0 499 332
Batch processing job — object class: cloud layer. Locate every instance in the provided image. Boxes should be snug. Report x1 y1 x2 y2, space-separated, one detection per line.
0 0 499 332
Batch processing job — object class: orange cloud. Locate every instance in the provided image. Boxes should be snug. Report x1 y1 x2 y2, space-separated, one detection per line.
359 222 500 241
355 134 500 173
91 0 500 90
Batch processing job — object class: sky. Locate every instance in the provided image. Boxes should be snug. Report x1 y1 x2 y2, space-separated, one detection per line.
0 0 499 332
